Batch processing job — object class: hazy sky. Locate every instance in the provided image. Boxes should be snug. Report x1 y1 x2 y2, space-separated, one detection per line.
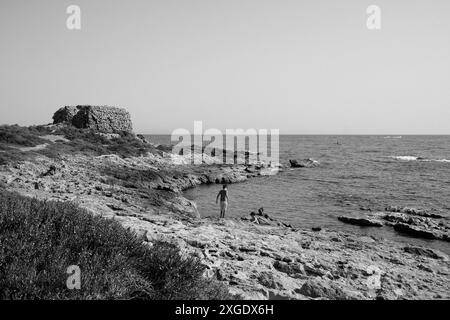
0 0 449 134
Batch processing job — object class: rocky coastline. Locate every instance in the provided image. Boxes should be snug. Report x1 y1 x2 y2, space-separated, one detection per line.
0 107 449 300
338 206 450 243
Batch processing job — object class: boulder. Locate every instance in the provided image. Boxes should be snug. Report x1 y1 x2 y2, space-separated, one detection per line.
53 105 133 133
289 159 319 168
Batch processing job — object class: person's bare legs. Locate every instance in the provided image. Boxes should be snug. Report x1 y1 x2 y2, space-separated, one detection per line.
219 202 223 219
219 199 228 219
217 185 229 220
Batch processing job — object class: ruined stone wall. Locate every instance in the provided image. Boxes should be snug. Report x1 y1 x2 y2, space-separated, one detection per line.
53 105 133 133
52 106 81 124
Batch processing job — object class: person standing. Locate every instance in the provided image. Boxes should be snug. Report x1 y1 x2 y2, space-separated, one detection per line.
216 185 229 219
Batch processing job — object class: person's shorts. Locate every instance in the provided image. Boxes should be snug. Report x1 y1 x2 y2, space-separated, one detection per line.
220 201 228 211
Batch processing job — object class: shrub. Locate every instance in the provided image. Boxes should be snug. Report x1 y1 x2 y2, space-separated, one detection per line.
0 125 162 165
0 125 48 147
0 191 230 300
0 125 52 165
0 146 35 166
52 126 110 144
48 127 159 158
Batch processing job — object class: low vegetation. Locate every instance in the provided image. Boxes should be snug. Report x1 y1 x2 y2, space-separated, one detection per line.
0 125 49 147
0 190 231 300
0 125 160 165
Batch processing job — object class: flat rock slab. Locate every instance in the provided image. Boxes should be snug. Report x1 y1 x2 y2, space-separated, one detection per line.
338 216 383 227
403 246 448 260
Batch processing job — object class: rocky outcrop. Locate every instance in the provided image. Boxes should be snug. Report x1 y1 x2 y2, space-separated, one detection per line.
337 207 449 242
0 152 271 219
241 208 293 228
53 105 133 133
338 216 383 227
297 278 356 300
393 223 439 240
1 152 449 299
289 159 319 168
1 123 449 300
128 216 450 300
403 246 448 260
385 206 444 219
382 209 449 242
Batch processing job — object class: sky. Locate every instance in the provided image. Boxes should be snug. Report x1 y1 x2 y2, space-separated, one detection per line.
0 0 449 134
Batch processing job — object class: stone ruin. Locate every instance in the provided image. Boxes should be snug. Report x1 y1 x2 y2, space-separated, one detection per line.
53 105 133 133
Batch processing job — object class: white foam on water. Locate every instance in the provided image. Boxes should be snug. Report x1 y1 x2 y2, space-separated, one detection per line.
434 159 450 163
390 156 450 163
390 156 418 161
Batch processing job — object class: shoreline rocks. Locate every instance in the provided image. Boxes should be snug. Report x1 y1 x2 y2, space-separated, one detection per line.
128 215 450 300
394 223 440 240
241 208 293 228
289 159 320 168
1 152 449 300
337 206 449 243
403 246 448 260
1 108 449 300
337 216 383 227
385 206 444 219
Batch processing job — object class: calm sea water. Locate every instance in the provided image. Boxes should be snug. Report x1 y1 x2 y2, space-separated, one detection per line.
147 135 450 253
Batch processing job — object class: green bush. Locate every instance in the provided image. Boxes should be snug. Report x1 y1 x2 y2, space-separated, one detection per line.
0 191 230 300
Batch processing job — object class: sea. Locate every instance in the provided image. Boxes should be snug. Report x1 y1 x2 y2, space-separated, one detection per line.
146 135 450 254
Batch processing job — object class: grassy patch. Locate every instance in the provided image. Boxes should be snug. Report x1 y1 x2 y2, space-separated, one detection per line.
0 125 49 147
0 125 161 165
51 127 160 158
0 191 230 300
39 127 159 158
0 146 36 166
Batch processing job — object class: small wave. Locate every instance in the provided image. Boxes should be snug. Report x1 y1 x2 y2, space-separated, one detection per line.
384 136 402 139
390 156 418 161
434 159 450 163
390 156 450 163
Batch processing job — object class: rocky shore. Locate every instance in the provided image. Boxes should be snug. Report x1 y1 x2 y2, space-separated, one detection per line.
338 206 450 243
1 146 449 300
0 107 449 300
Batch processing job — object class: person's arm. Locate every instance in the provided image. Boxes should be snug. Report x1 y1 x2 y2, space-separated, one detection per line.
216 192 220 204
225 190 229 202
